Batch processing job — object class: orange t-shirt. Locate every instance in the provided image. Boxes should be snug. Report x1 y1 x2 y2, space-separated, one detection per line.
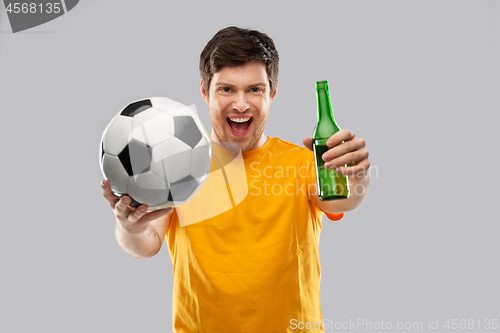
166 136 343 332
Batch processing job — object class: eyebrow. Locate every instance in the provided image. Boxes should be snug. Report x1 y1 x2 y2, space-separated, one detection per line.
216 82 267 88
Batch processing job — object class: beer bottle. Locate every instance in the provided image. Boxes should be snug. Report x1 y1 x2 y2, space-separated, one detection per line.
312 80 349 200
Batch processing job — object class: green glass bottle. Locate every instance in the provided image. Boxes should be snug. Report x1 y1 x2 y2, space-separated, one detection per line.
312 80 349 200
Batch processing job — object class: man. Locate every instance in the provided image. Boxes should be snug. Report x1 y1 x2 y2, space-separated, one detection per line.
102 26 370 332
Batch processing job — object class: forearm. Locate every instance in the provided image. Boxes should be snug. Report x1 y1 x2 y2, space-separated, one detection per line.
114 220 162 259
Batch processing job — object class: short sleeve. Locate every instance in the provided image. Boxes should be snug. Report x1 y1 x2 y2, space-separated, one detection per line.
324 211 344 221
304 149 344 222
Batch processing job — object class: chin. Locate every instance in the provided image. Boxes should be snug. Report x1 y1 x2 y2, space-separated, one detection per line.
228 137 255 152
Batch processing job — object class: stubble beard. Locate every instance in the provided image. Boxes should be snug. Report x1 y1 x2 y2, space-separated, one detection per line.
210 112 266 153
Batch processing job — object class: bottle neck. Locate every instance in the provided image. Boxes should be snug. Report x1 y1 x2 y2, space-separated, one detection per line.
315 85 340 139
316 88 335 122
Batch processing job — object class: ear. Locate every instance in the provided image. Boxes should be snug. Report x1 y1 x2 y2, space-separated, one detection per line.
270 84 278 101
200 80 209 103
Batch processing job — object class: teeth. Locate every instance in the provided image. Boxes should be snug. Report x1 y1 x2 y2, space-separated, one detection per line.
229 117 251 123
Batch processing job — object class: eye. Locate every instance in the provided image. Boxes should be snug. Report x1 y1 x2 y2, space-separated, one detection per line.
218 87 232 93
250 87 263 93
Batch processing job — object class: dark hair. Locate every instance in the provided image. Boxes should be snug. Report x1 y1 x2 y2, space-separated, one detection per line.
199 26 279 96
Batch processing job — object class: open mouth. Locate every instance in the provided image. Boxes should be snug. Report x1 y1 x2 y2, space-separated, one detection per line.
227 116 253 136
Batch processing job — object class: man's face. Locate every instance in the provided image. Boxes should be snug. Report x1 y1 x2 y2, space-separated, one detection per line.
201 62 277 152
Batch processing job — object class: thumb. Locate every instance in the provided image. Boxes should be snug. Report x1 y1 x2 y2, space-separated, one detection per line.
303 137 313 151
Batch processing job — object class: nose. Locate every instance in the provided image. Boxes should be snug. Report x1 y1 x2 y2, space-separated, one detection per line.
232 91 250 112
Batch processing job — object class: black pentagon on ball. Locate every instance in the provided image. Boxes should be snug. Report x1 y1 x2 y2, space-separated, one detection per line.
118 139 153 176
100 137 105 162
174 116 202 148
120 99 152 117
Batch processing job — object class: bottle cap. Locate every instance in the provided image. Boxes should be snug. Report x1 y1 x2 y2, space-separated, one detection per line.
316 80 329 89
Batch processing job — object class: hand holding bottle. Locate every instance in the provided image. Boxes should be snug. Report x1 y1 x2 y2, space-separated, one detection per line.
303 129 370 180
303 80 370 201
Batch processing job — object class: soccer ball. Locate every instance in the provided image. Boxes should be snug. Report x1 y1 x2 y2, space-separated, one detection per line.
99 97 212 211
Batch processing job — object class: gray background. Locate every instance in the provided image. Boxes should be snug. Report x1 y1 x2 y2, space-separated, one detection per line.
1 0 498 332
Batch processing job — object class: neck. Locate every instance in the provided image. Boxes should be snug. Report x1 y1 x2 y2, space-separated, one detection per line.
251 133 268 151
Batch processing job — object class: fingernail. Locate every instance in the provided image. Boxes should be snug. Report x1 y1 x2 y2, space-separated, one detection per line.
123 197 130 204
140 206 146 212
322 153 330 161
101 180 105 187
324 162 332 169
327 141 333 147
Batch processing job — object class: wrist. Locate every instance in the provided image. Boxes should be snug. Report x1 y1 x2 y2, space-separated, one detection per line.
115 218 148 236
349 171 370 184
115 221 159 258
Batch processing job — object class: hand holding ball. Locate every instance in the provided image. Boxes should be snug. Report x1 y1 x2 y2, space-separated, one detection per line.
99 97 212 211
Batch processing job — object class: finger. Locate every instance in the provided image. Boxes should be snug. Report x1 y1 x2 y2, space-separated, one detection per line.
326 129 355 148
101 179 119 208
127 205 149 223
302 137 313 151
141 207 173 224
335 158 371 176
325 148 369 169
115 195 132 220
322 135 366 162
